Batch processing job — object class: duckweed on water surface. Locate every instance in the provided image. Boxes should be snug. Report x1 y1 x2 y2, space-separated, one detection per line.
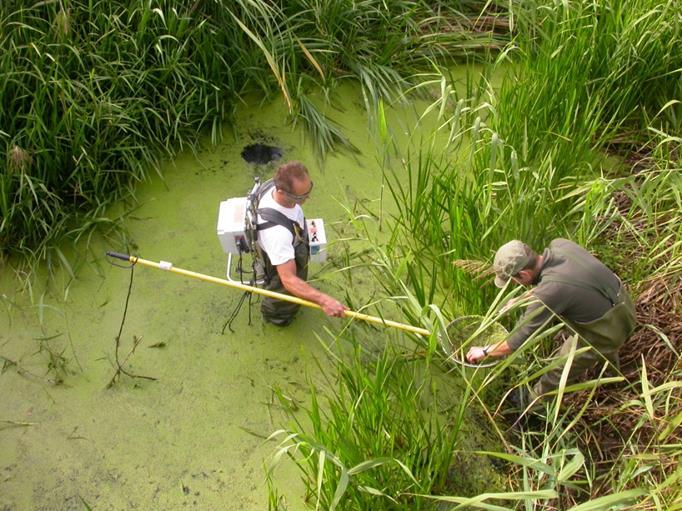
1 74 504 509
2 1 681 509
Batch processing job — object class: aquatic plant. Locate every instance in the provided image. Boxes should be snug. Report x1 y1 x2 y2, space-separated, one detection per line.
341 120 681 511
267 335 505 510
0 0 507 267
265 0 681 508
376 0 682 315
497 0 682 174
0 1 233 265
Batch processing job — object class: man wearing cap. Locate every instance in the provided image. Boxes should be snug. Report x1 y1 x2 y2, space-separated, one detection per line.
466 238 636 407
256 161 347 326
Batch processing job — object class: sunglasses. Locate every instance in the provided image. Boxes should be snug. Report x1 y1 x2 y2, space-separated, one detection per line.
281 181 314 201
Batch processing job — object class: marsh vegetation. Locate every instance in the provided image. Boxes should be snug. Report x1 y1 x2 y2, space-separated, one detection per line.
1 0 680 510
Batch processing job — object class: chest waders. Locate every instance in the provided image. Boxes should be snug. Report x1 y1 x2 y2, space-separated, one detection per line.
530 256 637 402
256 182 310 326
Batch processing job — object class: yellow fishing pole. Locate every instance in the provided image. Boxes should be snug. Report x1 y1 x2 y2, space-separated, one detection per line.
106 252 431 337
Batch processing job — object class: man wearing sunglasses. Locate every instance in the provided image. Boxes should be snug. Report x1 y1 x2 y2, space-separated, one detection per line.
256 161 347 326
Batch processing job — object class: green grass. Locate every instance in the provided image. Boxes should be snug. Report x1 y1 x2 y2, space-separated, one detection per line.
497 0 682 172
0 0 507 268
0 0 236 264
267 333 506 510
265 0 681 508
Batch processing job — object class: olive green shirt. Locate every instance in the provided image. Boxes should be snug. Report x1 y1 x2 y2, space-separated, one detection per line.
507 238 621 351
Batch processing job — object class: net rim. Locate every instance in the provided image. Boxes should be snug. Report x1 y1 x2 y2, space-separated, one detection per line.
438 314 508 368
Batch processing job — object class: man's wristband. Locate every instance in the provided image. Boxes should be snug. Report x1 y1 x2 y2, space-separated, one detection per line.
482 346 490 356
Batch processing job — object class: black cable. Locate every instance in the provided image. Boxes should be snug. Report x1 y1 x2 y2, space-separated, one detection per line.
222 250 254 334
105 256 155 384
107 259 136 270
246 254 263 327
105 254 137 347
246 268 255 327
221 290 250 334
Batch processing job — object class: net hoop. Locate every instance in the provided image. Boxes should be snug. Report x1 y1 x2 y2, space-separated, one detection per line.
438 314 508 368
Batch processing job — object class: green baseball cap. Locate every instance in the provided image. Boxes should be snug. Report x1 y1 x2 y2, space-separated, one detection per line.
493 240 533 288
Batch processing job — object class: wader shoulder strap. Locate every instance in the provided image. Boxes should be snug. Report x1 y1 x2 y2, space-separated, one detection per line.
257 207 300 239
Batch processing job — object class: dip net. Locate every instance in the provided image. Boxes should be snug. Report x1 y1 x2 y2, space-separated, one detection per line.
439 315 508 368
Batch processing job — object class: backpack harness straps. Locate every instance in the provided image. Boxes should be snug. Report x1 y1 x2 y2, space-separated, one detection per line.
256 208 305 241
254 180 306 243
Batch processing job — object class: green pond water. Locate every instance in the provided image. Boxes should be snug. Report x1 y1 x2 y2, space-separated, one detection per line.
1 72 494 509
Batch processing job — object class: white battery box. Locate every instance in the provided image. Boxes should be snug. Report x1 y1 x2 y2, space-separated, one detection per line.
218 198 327 263
217 197 247 255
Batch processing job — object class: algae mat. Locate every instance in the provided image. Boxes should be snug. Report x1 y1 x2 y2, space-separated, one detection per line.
0 86 439 509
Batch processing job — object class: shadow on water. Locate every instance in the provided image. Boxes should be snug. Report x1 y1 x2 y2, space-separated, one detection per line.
241 143 283 165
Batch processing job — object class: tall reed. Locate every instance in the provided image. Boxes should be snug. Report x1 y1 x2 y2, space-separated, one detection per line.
376 0 682 313
301 0 682 508
498 0 682 171
267 334 509 510
0 1 238 264
1 0 507 267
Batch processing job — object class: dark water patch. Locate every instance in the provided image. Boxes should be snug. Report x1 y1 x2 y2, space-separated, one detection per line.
241 143 283 165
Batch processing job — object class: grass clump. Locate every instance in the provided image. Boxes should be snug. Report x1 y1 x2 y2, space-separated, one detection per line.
1 0 508 267
0 1 233 264
267 336 506 510
498 0 682 171
266 0 681 508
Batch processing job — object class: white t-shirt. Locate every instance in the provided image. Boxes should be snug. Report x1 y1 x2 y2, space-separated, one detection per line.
257 190 305 266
